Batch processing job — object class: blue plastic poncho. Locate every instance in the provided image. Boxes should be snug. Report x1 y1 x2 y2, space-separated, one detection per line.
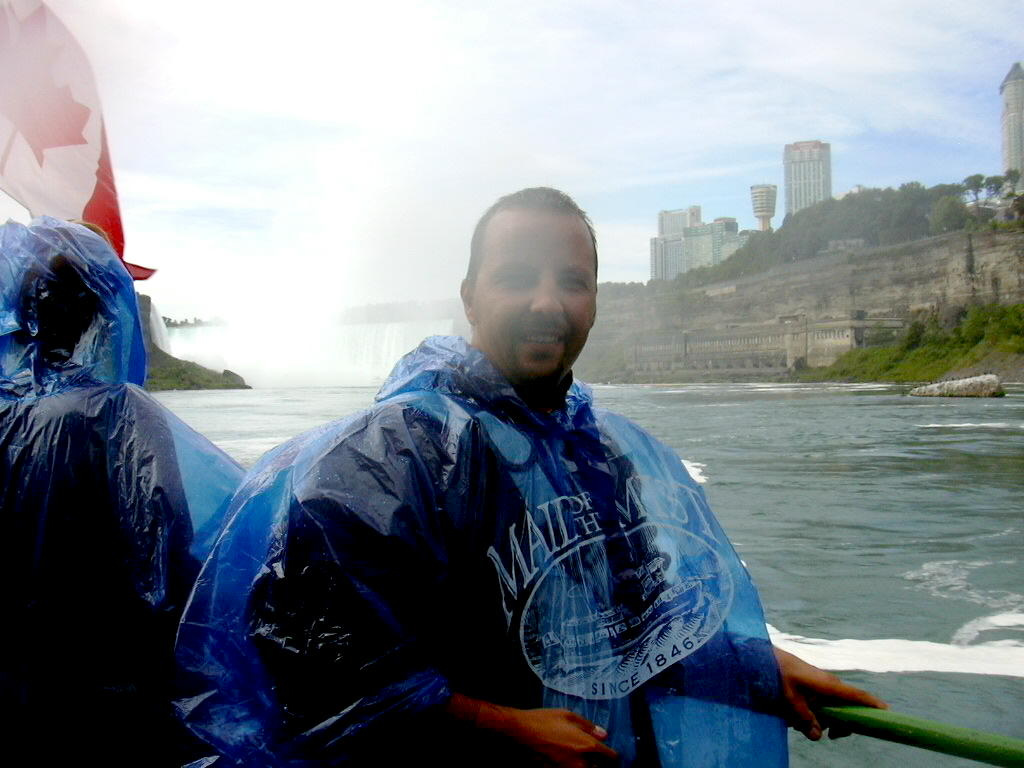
0 218 244 766
177 335 788 767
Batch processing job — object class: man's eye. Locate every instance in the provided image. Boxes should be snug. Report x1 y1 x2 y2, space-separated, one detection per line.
561 275 591 291
497 273 534 289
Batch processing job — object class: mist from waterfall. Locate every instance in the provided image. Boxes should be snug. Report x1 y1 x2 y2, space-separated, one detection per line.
167 317 460 387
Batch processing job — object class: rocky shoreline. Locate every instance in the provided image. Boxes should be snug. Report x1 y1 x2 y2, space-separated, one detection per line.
145 344 251 391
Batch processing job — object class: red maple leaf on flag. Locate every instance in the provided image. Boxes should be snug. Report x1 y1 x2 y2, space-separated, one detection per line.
0 5 91 173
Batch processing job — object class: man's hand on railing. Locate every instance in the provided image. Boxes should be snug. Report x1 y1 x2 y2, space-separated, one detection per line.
774 646 889 740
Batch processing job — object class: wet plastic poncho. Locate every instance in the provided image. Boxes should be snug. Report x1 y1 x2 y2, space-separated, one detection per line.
0 218 244 766
177 335 788 767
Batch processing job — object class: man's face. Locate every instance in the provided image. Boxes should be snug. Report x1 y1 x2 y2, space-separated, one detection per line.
462 208 597 387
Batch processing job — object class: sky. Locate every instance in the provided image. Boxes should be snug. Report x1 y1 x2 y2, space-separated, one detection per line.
2 0 1022 323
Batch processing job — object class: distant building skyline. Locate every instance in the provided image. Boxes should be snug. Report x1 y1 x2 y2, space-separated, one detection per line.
646 62 1019 284
750 184 777 231
1002 62 1024 175
783 140 832 216
650 209 745 281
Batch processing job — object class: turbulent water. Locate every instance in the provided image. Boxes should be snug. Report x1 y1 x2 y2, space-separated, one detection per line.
155 381 1024 767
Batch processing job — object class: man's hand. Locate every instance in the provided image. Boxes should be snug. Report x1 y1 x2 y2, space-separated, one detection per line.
490 707 618 767
774 646 888 740
448 694 618 767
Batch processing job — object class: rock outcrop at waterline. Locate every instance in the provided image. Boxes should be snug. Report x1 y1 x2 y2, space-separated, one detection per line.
145 344 252 391
909 374 1004 398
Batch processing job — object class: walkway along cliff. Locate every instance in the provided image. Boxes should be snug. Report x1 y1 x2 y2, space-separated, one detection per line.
575 231 1024 381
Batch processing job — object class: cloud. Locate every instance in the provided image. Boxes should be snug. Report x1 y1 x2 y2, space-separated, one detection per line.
35 0 1024 321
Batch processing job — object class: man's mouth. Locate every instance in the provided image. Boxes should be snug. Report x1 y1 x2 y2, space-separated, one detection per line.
521 332 563 344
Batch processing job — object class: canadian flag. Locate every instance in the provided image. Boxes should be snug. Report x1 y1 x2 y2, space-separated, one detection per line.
0 0 153 278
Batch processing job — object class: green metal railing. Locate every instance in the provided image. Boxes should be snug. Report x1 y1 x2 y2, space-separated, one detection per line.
821 707 1024 767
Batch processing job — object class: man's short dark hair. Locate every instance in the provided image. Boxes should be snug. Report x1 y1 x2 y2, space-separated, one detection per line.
466 187 598 284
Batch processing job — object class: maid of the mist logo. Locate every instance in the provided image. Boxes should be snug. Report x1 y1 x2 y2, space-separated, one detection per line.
487 474 733 700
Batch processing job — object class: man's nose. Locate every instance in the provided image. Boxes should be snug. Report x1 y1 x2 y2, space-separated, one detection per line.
529 274 562 314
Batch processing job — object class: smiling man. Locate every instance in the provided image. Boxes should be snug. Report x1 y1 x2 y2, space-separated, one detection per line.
462 194 598 402
178 187 883 768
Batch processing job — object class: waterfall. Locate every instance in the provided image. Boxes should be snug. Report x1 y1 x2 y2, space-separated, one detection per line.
167 318 459 387
147 299 172 353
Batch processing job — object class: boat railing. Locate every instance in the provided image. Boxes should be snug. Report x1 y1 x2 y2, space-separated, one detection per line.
822 706 1024 767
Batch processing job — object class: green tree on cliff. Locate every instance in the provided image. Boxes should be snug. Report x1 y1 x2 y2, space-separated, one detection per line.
963 174 985 209
929 195 969 234
880 182 932 244
984 175 1006 200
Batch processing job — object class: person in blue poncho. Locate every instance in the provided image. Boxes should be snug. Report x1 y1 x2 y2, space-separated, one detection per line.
0 218 244 766
176 188 883 767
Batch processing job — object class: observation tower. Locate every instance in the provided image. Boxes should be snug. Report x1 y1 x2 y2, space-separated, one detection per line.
750 184 777 231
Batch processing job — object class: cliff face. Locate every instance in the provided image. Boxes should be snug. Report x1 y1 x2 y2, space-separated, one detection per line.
575 231 1024 381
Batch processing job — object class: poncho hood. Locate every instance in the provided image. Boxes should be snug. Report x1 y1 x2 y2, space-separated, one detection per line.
0 216 146 397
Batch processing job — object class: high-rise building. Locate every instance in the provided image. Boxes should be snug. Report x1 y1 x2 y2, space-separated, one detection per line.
750 184 777 231
688 218 744 266
650 211 745 281
783 140 832 216
658 206 702 235
1002 62 1024 175
651 206 702 280
650 234 684 280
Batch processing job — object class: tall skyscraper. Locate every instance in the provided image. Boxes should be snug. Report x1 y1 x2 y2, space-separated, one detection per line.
783 140 832 216
750 184 777 231
1002 62 1024 175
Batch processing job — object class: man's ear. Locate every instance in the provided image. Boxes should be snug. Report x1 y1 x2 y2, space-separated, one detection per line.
460 278 476 326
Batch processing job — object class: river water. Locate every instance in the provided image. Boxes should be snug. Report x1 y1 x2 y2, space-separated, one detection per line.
155 381 1024 767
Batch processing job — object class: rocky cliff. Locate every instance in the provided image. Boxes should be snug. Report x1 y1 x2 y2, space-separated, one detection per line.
575 231 1024 381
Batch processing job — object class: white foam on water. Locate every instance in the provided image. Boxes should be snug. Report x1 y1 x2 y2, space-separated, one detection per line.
731 383 894 393
916 422 1022 429
961 527 1019 542
681 459 707 484
734 386 808 394
646 383 891 395
820 383 894 391
952 612 1024 645
770 560 1024 677
902 560 1024 612
768 624 1024 677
